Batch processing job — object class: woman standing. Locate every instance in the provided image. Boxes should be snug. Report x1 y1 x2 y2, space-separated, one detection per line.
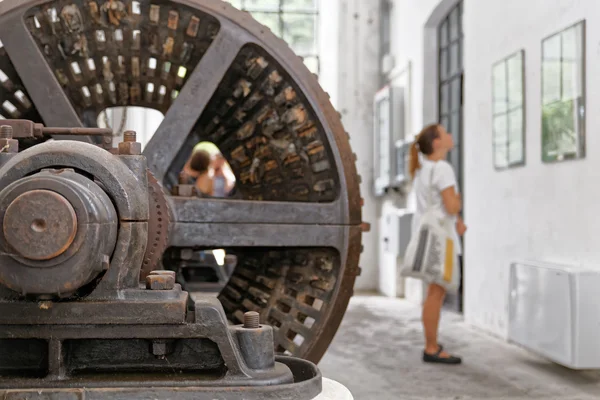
409 123 467 365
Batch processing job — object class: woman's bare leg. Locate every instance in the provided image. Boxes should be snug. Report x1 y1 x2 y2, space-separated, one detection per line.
422 283 448 355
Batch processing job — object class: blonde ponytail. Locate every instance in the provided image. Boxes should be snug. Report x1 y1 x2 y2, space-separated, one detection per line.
409 124 442 179
409 141 421 180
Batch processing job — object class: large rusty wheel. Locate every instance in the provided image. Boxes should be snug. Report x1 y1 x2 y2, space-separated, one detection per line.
0 0 363 363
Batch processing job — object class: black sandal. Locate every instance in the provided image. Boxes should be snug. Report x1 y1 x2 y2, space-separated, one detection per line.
423 346 462 364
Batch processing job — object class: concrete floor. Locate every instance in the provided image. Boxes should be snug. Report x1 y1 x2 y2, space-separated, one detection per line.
318 295 600 400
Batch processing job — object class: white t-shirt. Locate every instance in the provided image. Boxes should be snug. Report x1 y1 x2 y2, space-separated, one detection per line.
411 158 462 255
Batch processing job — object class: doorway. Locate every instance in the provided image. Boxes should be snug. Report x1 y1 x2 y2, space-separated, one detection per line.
437 1 464 312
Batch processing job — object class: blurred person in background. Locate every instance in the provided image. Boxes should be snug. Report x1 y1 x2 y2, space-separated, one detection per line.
211 153 236 197
182 149 213 196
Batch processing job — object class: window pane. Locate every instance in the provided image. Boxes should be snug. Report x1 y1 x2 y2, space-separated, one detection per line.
562 26 577 60
440 21 448 47
440 83 449 115
562 25 584 100
244 0 279 11
542 99 577 160
493 62 507 114
542 34 560 60
493 114 508 145
507 53 523 109
542 61 561 105
282 14 317 55
282 0 318 11
251 12 281 36
449 7 459 41
458 2 463 34
458 38 463 70
450 77 461 111
440 49 448 81
448 145 461 176
450 111 460 145
449 42 459 75
440 115 449 132
562 60 579 100
508 107 524 165
509 141 523 165
508 108 523 146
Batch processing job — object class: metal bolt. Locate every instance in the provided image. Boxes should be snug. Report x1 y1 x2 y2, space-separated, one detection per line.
0 125 13 139
243 311 260 329
123 130 136 142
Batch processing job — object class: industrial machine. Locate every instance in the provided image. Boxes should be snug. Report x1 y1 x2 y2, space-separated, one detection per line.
0 0 364 398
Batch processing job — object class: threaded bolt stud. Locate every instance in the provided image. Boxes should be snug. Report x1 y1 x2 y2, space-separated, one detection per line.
243 311 260 329
123 130 136 142
0 125 13 139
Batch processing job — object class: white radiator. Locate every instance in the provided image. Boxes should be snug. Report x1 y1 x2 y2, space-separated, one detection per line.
378 208 413 298
508 260 600 369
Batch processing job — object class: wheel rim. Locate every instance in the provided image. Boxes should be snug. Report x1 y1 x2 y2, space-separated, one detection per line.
0 0 363 363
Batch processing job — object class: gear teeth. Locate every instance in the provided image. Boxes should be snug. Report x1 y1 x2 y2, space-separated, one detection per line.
142 170 170 280
360 222 371 232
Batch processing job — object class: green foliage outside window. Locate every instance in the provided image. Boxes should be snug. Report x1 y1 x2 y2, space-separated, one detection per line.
541 21 585 163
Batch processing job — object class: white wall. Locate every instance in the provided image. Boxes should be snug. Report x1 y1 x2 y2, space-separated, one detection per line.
463 0 600 337
388 0 445 134
382 0 600 338
335 0 381 291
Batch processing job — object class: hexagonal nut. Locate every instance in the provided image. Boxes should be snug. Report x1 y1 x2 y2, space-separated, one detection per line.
118 141 142 155
0 138 18 153
146 274 175 290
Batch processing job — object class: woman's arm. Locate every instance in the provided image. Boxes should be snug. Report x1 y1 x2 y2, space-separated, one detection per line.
440 186 461 215
456 215 467 236
195 175 213 196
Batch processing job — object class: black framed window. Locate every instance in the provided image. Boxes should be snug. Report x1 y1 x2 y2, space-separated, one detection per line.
492 50 525 169
541 20 585 163
226 0 320 74
437 2 463 188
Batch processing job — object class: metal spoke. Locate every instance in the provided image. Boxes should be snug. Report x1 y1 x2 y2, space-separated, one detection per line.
169 197 349 225
143 20 251 183
0 3 82 131
169 220 348 249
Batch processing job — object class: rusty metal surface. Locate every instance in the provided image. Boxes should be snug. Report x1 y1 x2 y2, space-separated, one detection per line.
3 189 77 261
0 297 321 400
0 135 320 398
141 170 170 280
0 168 118 297
0 357 320 400
0 0 365 366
